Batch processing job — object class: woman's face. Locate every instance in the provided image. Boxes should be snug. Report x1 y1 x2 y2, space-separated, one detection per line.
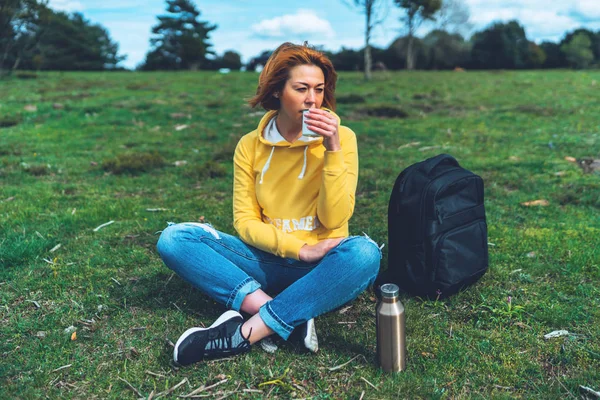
278 64 325 123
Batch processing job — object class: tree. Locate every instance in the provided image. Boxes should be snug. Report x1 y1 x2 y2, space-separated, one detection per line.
540 41 565 69
2 3 122 72
246 50 271 72
470 20 530 69
560 29 600 62
15 10 125 71
422 29 469 69
0 0 47 74
385 35 428 69
141 0 216 70
526 41 546 68
327 47 363 71
435 0 471 37
343 0 387 80
561 33 594 69
211 50 242 70
394 0 442 70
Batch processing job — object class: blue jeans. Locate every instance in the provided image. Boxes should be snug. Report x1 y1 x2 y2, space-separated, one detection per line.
156 222 381 340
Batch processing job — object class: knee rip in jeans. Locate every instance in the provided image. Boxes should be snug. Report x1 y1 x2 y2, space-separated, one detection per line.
156 221 221 240
362 232 384 260
337 234 384 260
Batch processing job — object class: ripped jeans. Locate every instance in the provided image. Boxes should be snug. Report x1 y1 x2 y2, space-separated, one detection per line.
156 222 381 340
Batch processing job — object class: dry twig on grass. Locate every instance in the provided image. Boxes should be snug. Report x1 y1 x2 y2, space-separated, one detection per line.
26 300 40 308
51 364 72 373
360 376 378 390
145 370 166 379
118 376 143 398
493 385 512 390
338 306 352 314
153 378 188 398
328 355 361 371
552 371 577 399
243 389 263 394
132 327 147 331
93 220 115 232
179 379 228 398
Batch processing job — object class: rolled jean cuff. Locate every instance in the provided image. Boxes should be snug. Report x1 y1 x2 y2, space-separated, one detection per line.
227 277 261 311
259 301 294 340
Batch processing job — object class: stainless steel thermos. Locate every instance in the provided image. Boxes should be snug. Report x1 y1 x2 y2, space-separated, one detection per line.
376 283 406 372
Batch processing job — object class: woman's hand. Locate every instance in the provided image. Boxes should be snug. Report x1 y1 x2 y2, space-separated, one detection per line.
304 109 341 152
299 237 344 263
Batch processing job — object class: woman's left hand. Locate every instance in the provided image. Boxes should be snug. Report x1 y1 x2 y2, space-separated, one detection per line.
304 109 341 151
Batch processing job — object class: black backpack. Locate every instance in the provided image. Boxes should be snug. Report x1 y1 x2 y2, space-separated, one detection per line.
381 154 488 299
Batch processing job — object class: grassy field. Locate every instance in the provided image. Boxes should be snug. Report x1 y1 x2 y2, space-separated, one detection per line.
1 69 599 399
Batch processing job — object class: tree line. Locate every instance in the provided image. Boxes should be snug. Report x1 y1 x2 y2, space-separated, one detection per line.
323 24 600 72
1 0 124 74
1 0 599 77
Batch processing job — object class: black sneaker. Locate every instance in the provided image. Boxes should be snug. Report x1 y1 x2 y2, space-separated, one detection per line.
298 318 318 353
173 310 251 366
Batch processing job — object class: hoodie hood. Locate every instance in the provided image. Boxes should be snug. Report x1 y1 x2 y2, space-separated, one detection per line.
256 108 341 148
255 108 342 183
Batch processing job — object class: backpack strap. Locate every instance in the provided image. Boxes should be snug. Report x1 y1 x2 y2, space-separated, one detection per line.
423 154 459 175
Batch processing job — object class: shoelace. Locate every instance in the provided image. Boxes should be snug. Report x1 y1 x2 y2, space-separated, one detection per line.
205 326 252 354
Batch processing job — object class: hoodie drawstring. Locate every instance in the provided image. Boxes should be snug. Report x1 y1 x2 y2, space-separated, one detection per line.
260 146 309 184
298 146 308 180
260 146 276 184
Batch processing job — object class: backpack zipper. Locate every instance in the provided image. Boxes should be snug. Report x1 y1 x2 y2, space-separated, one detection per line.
436 206 443 224
418 168 461 239
431 219 482 281
432 175 481 221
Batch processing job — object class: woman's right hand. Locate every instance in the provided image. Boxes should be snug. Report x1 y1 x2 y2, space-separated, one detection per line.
299 238 344 263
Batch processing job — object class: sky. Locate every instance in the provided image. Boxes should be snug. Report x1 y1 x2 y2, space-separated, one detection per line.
47 0 600 69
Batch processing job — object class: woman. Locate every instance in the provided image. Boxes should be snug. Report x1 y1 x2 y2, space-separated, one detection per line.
157 42 381 366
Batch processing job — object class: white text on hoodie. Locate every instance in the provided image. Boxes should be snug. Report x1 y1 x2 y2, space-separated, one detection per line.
264 216 321 233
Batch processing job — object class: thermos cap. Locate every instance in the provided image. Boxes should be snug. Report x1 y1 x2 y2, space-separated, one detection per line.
380 283 400 298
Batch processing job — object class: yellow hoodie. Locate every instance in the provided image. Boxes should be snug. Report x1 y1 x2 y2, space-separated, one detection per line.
233 108 358 260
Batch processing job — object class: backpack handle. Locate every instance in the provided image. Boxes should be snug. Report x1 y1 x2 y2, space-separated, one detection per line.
423 154 459 175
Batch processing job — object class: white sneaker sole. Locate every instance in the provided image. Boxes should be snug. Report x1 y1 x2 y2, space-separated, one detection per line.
259 337 278 353
173 310 242 364
304 318 318 353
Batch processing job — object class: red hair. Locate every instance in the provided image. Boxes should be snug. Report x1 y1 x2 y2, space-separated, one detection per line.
248 42 337 111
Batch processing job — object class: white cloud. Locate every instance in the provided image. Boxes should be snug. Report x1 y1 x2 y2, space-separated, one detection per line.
48 0 84 12
464 0 557 10
251 9 335 40
517 10 579 40
569 0 600 21
459 0 600 42
471 9 576 35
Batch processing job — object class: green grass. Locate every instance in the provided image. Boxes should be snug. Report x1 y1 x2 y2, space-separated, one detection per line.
1 70 599 399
